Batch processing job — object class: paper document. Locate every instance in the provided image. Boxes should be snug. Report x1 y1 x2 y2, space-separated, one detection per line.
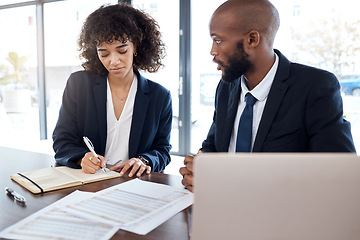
0 178 194 238
64 179 194 232
0 191 119 240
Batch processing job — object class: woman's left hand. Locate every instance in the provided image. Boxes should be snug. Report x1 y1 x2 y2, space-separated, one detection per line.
109 158 151 177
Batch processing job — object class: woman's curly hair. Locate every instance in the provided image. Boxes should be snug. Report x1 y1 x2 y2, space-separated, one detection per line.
78 3 166 76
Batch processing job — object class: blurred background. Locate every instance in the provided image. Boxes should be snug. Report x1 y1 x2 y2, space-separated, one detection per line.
0 0 359 158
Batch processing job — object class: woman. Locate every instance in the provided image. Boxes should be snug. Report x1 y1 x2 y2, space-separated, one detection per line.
52 3 172 178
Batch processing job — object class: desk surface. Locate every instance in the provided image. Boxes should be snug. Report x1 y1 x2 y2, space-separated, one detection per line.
0 146 190 240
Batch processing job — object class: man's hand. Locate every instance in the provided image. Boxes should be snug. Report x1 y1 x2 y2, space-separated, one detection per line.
179 155 195 192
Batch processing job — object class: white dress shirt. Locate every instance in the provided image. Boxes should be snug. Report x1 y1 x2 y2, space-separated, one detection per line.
104 75 138 165
228 53 279 152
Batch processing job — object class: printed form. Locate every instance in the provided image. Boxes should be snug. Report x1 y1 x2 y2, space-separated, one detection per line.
0 191 118 240
0 179 194 239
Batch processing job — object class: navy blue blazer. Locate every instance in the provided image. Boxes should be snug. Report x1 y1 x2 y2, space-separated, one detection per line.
52 71 172 172
201 50 356 152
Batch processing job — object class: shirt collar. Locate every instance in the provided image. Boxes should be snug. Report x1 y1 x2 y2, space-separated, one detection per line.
240 52 279 102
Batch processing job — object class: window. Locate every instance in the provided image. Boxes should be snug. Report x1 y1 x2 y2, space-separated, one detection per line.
0 0 32 4
44 0 117 142
190 0 225 153
0 0 359 155
189 0 360 153
292 5 300 17
272 0 360 152
132 0 180 152
0 0 117 154
0 5 39 150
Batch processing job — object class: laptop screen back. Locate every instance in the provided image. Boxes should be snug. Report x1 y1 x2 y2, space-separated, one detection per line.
192 153 360 240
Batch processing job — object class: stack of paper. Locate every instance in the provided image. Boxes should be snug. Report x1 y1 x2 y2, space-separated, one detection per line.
0 179 194 240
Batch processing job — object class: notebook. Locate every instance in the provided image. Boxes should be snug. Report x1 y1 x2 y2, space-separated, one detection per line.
11 166 120 194
191 153 360 240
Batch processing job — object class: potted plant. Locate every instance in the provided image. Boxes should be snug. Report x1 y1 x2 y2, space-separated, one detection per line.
0 52 32 114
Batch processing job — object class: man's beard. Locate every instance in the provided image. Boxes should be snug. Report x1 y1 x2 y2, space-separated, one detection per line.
220 41 252 84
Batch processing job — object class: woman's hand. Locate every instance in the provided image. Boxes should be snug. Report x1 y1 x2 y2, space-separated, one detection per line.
80 152 107 174
110 158 151 177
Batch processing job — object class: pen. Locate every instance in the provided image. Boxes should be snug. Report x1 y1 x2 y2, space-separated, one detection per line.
5 187 26 203
83 136 107 172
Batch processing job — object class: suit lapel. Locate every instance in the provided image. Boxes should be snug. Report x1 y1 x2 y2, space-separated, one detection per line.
253 50 290 152
219 79 241 151
129 73 149 157
93 75 107 154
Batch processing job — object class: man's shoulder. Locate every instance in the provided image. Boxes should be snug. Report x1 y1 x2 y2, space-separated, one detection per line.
290 62 332 74
276 49 337 81
287 63 338 87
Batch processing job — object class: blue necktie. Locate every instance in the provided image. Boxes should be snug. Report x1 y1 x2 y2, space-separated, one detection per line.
236 93 257 152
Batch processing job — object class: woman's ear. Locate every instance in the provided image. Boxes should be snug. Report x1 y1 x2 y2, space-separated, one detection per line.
133 45 137 57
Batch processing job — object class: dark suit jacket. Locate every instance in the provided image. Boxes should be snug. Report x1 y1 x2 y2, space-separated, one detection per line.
201 50 356 153
52 71 172 172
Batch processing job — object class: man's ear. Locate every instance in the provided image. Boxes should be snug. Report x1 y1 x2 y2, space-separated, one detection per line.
246 30 260 47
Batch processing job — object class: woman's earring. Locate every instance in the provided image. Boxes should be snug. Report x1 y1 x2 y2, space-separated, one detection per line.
134 52 138 57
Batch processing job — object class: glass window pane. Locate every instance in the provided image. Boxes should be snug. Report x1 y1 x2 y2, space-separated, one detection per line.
44 0 117 142
191 0 359 154
0 6 39 151
0 0 32 5
271 0 360 152
132 0 180 153
190 0 225 153
0 1 117 153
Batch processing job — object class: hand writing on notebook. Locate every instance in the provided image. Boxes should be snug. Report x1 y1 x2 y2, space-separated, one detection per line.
179 151 201 192
80 153 151 177
80 152 107 174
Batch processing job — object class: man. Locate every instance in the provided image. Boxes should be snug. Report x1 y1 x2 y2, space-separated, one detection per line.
180 0 356 192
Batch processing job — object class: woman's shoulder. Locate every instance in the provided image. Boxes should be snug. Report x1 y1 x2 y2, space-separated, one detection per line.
148 79 170 93
67 70 106 86
138 73 171 96
69 70 97 80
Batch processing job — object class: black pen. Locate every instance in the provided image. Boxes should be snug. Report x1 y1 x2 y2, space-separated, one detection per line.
5 187 27 203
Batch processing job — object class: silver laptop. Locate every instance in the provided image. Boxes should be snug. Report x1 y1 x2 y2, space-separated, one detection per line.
192 153 360 240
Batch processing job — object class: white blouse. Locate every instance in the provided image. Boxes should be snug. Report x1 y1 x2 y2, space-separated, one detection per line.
104 75 138 165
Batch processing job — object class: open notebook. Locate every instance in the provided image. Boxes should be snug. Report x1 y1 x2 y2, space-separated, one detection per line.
11 166 120 194
192 153 360 240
